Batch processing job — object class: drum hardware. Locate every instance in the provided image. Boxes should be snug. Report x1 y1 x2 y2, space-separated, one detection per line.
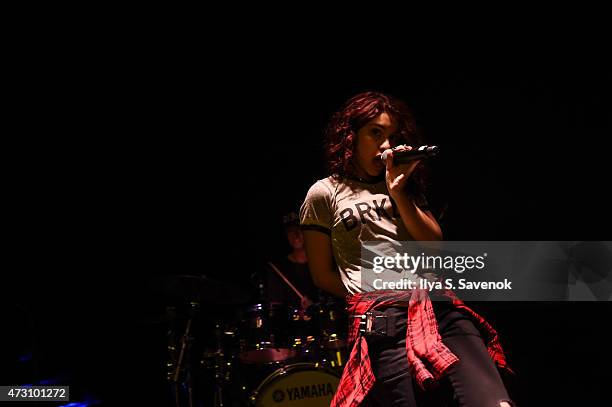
169 301 199 407
155 273 350 406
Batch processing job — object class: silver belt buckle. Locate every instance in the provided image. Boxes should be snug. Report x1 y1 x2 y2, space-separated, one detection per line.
353 312 388 335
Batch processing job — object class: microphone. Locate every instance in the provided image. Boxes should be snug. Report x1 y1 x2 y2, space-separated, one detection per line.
380 145 439 164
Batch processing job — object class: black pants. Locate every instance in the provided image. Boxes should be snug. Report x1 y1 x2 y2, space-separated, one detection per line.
362 302 513 407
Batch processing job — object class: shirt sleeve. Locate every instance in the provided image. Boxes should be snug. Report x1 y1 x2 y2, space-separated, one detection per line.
300 180 333 236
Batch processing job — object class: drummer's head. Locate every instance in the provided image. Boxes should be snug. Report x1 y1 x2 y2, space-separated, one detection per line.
283 212 303 249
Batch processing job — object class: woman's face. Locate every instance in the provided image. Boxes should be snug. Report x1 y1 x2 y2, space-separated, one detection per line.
353 112 399 179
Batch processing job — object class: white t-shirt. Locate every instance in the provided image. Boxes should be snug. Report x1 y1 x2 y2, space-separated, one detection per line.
300 175 429 294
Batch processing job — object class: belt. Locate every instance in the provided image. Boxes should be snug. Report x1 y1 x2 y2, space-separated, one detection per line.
352 312 386 335
351 308 404 336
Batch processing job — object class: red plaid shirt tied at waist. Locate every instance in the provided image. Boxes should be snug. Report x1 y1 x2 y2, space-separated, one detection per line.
330 289 513 407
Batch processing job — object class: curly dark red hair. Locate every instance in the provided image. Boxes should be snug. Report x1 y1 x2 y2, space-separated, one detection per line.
325 91 427 191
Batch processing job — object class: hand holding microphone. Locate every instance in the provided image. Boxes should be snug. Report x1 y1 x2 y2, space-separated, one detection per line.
380 145 439 165
382 145 438 197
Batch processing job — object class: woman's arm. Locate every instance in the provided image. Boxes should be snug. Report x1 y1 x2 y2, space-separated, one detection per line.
392 194 443 241
385 146 443 241
303 230 348 298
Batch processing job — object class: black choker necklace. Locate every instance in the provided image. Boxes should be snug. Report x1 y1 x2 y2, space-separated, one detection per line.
350 174 385 184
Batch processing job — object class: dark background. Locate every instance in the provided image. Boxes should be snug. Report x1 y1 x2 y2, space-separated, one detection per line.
4 60 610 406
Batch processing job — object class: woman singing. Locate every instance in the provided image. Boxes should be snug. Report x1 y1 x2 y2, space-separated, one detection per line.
300 91 514 406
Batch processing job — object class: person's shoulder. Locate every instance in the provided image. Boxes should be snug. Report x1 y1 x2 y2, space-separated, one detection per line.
305 175 341 198
301 176 341 229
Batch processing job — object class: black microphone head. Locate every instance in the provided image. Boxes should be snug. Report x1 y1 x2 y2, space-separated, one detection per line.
379 145 439 162
424 145 439 156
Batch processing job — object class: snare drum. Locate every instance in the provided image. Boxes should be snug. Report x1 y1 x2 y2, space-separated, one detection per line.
310 299 349 371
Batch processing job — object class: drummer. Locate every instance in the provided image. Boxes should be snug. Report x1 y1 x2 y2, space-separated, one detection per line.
256 211 321 310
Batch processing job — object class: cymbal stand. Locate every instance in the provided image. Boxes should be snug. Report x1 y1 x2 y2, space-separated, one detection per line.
171 301 199 407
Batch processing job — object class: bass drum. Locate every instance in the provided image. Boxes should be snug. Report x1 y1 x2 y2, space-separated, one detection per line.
250 363 339 407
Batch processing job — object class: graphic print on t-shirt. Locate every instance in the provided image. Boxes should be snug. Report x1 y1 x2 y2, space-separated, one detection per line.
339 197 400 231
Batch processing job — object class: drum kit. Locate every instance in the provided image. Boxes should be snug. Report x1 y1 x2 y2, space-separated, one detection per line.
151 274 348 407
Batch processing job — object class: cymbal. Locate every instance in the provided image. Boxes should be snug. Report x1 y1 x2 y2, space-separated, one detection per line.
140 306 185 325
151 274 251 305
